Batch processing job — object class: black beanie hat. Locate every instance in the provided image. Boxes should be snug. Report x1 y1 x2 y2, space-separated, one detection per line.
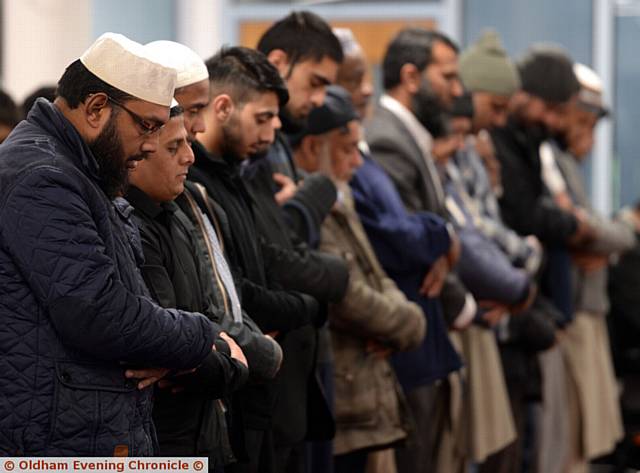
306 85 359 135
518 44 580 103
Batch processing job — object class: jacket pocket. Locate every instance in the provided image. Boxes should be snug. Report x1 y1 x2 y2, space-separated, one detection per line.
333 351 377 428
47 361 137 455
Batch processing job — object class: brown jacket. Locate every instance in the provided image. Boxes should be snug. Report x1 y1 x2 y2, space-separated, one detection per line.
320 185 426 455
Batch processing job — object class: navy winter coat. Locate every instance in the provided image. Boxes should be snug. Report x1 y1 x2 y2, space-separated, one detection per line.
0 100 217 456
350 153 462 390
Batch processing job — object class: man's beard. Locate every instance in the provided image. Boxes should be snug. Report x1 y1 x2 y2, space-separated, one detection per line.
511 101 552 145
280 106 307 135
220 116 270 163
551 130 569 150
519 122 550 147
89 113 137 199
411 79 447 132
220 116 246 163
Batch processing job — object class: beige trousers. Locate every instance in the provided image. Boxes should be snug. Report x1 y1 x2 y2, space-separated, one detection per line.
561 313 623 469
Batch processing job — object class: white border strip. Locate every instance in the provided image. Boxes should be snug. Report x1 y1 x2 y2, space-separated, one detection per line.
593 0 614 213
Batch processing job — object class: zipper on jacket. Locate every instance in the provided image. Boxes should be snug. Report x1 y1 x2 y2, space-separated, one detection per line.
195 183 227 255
184 191 230 315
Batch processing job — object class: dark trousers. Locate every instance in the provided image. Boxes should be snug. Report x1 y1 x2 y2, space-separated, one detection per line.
306 358 335 473
226 429 275 473
395 382 445 473
274 442 307 473
334 449 368 473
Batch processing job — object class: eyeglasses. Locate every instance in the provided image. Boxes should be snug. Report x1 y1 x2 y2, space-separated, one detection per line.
108 96 165 136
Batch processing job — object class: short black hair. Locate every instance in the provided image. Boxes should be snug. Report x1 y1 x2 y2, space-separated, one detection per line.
206 46 289 107
21 86 57 118
0 89 20 128
382 28 458 90
518 45 580 103
57 59 133 109
256 11 343 68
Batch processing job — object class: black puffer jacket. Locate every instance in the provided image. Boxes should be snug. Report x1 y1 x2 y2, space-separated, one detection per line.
188 141 317 438
242 156 349 447
491 118 578 244
126 185 250 466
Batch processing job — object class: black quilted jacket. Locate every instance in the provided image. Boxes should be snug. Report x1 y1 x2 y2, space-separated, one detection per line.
0 99 217 456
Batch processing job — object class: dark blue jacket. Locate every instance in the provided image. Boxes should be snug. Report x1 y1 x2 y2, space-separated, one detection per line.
442 178 530 306
350 153 462 390
0 100 217 456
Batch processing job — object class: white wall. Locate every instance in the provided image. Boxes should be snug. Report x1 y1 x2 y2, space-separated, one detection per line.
175 0 226 61
2 0 92 102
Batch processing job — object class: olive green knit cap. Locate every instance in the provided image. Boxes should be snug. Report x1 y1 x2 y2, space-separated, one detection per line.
459 29 521 96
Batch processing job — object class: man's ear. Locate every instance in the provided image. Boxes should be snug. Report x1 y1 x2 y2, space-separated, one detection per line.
298 136 318 171
266 49 291 78
83 93 111 130
399 63 422 95
305 135 320 159
212 94 235 122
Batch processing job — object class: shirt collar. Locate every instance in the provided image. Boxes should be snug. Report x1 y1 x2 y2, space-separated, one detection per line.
358 139 371 156
379 94 445 204
379 94 433 155
125 185 177 220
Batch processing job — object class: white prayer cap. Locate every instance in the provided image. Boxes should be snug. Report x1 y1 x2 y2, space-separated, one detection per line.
574 62 602 94
146 40 209 89
573 62 609 117
80 32 177 107
332 28 362 57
